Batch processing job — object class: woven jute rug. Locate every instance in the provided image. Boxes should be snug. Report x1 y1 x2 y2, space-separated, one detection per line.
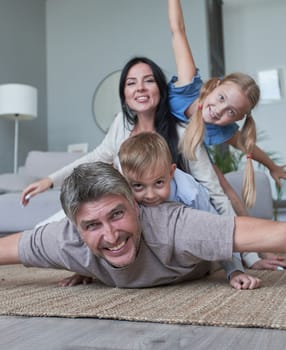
1 265 286 329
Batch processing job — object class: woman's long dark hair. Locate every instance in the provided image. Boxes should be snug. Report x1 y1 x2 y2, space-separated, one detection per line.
119 56 182 166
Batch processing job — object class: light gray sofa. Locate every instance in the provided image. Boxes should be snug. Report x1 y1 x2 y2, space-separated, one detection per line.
225 170 274 219
0 150 83 234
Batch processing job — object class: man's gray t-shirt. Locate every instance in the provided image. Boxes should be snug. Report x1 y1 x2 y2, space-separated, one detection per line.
19 202 234 288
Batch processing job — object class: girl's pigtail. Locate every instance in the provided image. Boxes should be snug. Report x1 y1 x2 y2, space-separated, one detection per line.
180 106 204 160
180 78 219 160
238 114 257 208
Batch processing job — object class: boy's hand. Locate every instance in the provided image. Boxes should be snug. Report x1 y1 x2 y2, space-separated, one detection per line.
229 271 261 290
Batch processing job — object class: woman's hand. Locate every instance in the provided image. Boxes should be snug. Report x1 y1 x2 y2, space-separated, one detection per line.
20 177 53 206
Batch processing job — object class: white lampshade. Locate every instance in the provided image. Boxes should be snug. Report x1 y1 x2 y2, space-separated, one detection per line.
0 83 37 120
0 83 38 173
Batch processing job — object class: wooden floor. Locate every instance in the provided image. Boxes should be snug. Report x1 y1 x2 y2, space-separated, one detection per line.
1 316 286 350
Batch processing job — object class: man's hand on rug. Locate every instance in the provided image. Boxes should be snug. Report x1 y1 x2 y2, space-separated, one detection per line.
229 271 261 290
251 255 286 271
58 273 93 287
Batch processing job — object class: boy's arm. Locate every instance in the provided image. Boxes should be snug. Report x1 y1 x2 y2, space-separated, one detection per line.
219 252 244 280
0 232 22 264
219 253 261 290
227 131 286 187
168 0 196 86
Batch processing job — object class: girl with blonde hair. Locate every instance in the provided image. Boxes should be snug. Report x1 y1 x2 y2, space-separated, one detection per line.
168 0 286 208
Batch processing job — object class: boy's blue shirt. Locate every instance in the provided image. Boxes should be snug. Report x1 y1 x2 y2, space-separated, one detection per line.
169 168 217 214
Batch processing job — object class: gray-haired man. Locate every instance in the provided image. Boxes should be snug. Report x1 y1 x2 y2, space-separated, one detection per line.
1 162 286 289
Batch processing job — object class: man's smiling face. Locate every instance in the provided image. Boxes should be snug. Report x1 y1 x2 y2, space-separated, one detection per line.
75 194 141 268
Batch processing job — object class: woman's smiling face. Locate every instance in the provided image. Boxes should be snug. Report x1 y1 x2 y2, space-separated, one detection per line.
124 62 161 116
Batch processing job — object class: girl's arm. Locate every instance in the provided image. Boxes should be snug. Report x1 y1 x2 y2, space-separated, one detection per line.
227 131 286 187
168 0 196 86
212 163 248 216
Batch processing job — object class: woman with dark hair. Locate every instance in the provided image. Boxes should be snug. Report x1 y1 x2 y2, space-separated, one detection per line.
119 56 180 165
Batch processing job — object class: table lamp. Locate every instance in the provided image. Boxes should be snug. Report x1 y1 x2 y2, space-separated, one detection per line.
0 84 38 173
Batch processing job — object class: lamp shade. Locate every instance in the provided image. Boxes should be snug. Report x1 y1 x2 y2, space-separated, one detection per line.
0 83 37 120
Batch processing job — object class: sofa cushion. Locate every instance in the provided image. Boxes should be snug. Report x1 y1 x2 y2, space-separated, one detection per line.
24 151 83 178
225 170 273 219
0 190 62 232
0 173 40 193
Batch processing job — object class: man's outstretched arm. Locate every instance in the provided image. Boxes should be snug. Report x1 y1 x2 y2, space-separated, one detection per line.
0 233 22 264
234 217 286 253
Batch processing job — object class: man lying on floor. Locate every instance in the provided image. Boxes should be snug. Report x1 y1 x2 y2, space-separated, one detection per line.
1 162 286 290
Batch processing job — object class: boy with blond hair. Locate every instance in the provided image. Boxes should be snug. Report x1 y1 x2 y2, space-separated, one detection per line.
118 132 259 288
118 132 216 213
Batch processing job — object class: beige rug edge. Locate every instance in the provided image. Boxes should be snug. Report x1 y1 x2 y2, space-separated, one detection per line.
1 265 286 330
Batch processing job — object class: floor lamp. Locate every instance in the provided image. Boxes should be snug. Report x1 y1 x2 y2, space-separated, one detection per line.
0 84 37 173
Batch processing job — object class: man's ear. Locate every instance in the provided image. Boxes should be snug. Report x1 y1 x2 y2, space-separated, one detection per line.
170 163 177 178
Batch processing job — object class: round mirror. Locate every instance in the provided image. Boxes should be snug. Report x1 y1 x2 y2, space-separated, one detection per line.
92 70 122 133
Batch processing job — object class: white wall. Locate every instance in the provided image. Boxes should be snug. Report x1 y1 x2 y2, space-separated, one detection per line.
223 0 286 198
0 0 47 173
45 0 209 151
